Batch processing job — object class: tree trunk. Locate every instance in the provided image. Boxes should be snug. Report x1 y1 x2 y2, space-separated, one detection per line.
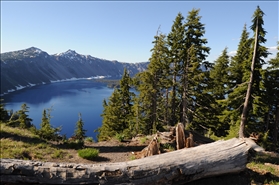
274 100 279 144
239 18 259 138
0 138 263 185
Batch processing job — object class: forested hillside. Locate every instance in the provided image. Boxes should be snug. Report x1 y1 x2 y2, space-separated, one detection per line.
97 6 279 150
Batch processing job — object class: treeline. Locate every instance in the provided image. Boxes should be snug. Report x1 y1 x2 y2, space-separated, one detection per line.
97 6 279 150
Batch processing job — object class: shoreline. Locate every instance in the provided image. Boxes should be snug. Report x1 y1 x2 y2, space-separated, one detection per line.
0 75 111 97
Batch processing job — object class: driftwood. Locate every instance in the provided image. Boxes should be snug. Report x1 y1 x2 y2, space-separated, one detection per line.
0 138 263 185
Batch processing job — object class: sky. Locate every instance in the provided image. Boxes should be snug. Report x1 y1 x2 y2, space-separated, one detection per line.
1 1 278 63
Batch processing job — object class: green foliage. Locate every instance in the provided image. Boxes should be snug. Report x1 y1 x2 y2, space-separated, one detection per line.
130 154 136 160
85 137 94 143
74 113 86 141
65 139 84 149
95 6 278 149
140 137 147 144
37 108 61 141
18 103 33 129
51 150 64 159
162 143 175 151
78 148 99 160
0 99 9 122
97 68 136 141
115 133 125 142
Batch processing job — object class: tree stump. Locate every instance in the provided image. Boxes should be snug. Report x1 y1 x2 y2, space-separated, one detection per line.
176 122 185 149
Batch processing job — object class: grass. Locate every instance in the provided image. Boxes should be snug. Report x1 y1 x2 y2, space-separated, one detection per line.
130 154 136 160
140 137 147 144
162 143 175 151
0 123 72 161
78 148 99 160
247 152 279 184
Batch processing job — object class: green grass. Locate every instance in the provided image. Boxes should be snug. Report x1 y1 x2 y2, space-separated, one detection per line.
0 123 71 161
140 137 147 144
78 148 99 160
130 154 136 160
51 150 64 159
162 143 175 151
247 152 279 184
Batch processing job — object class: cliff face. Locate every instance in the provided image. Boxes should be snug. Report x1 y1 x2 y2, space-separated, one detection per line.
1 47 148 94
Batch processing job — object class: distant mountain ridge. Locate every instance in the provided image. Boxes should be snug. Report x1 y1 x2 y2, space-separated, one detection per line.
1 47 149 95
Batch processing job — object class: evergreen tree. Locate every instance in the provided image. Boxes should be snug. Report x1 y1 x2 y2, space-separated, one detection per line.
135 32 169 134
167 12 185 125
0 99 9 122
118 68 135 137
180 8 212 133
74 113 86 141
209 47 230 136
97 90 122 141
222 24 253 137
97 68 135 140
229 24 253 87
18 103 32 128
239 6 269 137
38 108 61 140
262 42 279 148
209 47 230 100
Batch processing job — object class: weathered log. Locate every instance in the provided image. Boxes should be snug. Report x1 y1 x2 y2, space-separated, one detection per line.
0 138 263 185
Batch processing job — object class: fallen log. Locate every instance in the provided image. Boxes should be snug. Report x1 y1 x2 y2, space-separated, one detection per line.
0 138 263 185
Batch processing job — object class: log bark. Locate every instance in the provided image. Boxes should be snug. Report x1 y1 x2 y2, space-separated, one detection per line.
0 138 263 185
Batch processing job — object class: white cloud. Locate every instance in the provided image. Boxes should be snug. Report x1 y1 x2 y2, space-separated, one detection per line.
267 46 278 53
228 50 237 56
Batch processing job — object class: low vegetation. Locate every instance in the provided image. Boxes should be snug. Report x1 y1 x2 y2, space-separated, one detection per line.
0 122 99 162
78 148 99 160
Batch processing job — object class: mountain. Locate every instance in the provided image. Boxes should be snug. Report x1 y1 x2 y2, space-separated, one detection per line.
0 47 149 95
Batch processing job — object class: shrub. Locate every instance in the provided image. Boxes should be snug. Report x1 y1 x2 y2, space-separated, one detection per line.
140 137 147 144
52 150 64 159
115 133 125 142
78 148 99 160
66 139 84 149
85 137 94 143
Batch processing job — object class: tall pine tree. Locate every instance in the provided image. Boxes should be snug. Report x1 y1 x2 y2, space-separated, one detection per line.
239 6 269 137
97 68 135 140
135 32 169 134
167 13 185 126
181 8 211 132
74 113 86 141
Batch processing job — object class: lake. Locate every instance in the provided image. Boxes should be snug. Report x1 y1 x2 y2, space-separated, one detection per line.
1 80 114 141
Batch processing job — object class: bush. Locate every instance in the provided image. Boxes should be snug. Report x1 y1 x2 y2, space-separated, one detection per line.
66 139 84 149
85 137 94 143
115 133 125 142
78 148 99 160
51 150 64 159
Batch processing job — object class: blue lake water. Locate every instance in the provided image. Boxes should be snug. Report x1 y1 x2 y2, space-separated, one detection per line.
2 80 114 141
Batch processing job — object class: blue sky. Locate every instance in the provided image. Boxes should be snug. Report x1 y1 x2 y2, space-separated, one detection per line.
1 1 278 63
